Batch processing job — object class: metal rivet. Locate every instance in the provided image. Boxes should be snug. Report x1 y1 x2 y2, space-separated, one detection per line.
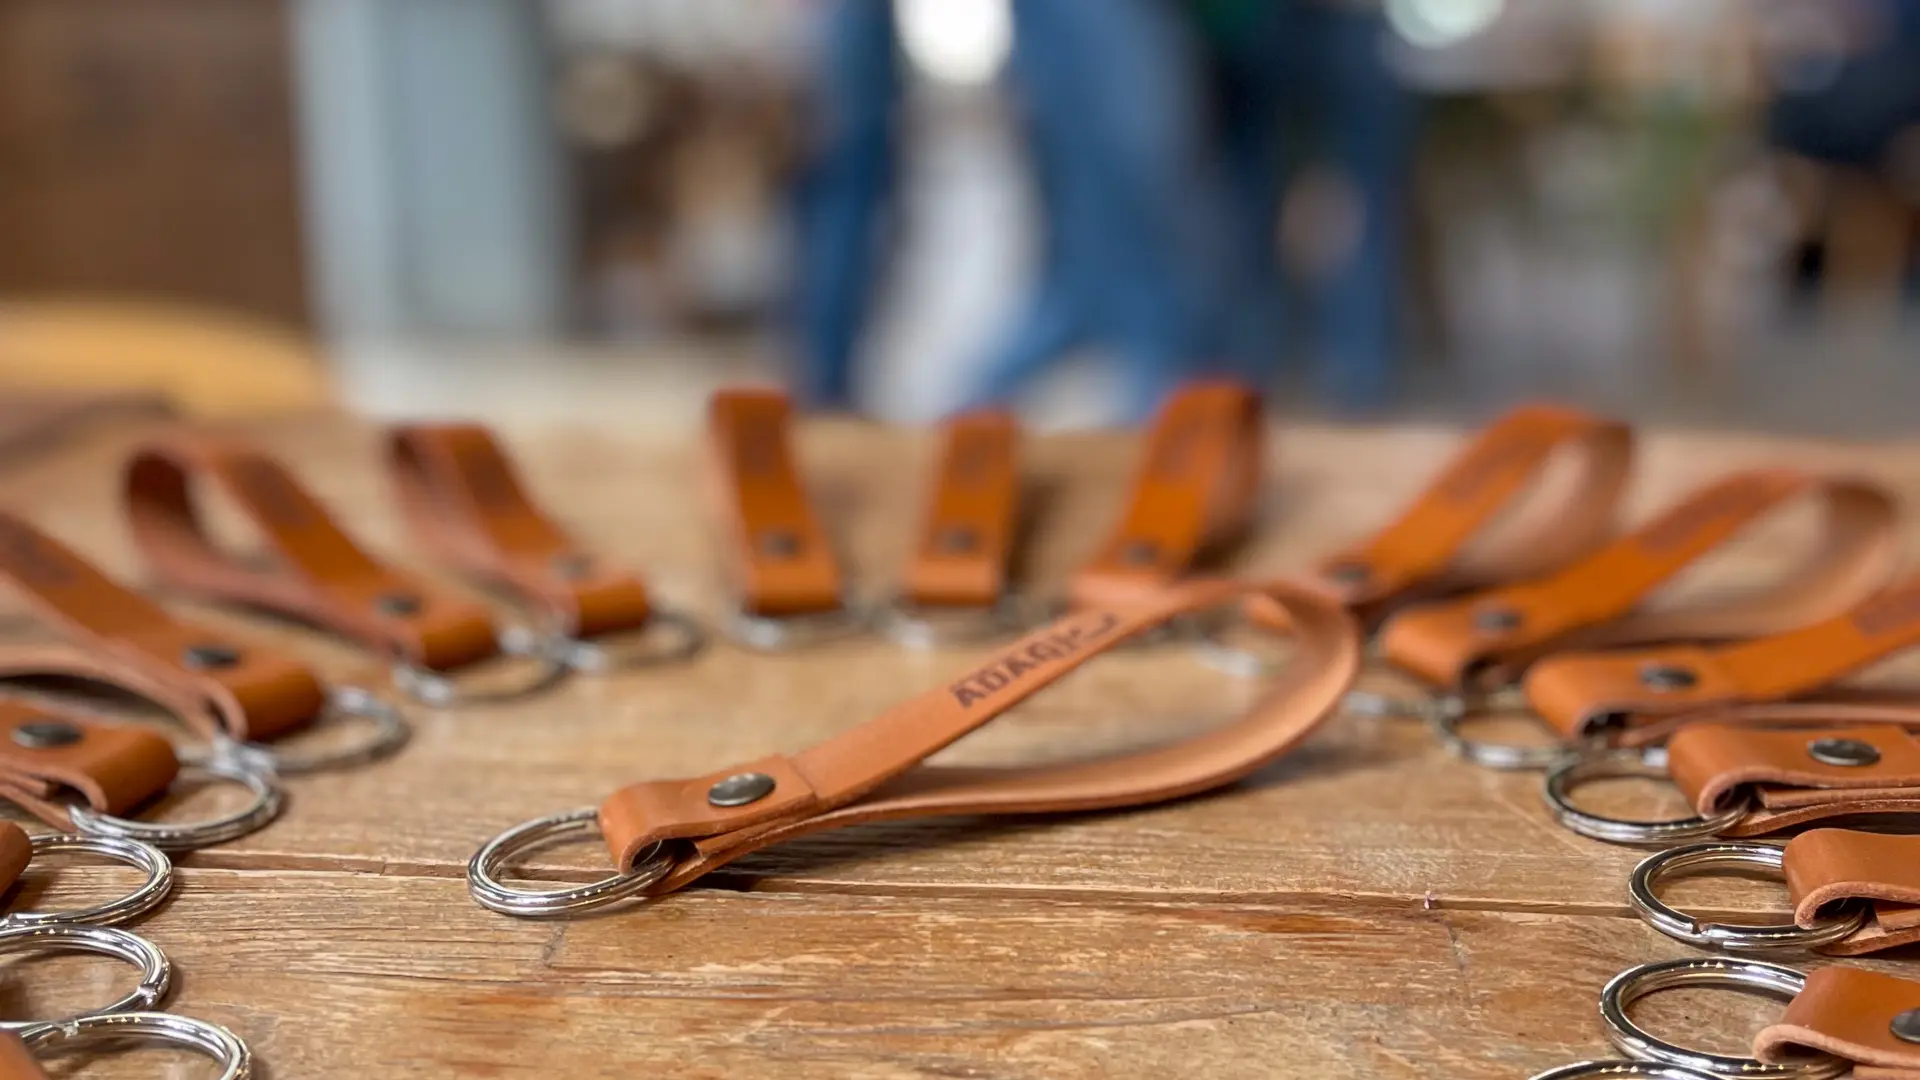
1808 737 1881 768
707 772 776 808
1638 664 1698 692
551 554 595 581
757 531 801 559
1473 606 1522 633
1324 563 1371 586
1893 1009 1920 1044
934 526 978 555
182 643 243 671
12 720 82 749
1120 540 1160 566
374 593 423 617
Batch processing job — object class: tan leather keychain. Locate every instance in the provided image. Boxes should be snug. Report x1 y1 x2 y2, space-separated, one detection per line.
706 388 862 650
1526 571 1920 746
1067 381 1265 609
0 512 405 772
468 577 1360 917
387 422 704 671
1378 468 1899 768
873 409 1025 648
1195 403 1633 680
0 691 278 851
123 434 567 706
1591 958 1920 1080
0 823 27 896
0 1035 44 1080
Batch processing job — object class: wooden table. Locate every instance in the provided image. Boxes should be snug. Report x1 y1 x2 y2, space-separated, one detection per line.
7 411 1920 1078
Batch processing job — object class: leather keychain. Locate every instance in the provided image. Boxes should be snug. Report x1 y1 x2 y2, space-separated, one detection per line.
0 818 173 930
123 434 568 707
707 388 862 650
0 691 279 851
0 1035 44 1080
1593 957 1920 1080
1067 381 1265 609
468 577 1360 917
873 408 1026 648
0 512 405 772
386 422 705 671
1625 828 1920 957
1194 402 1633 679
1378 468 1899 768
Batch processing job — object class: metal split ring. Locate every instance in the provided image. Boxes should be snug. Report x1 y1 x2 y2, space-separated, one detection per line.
719 600 868 653
1543 748 1752 846
1 834 173 929
0 924 171 1034
195 685 410 776
1629 842 1868 952
391 628 572 708
873 595 1032 650
467 806 676 918
1600 958 1848 1078
21 1010 251 1079
67 760 283 852
1529 1062 1721 1080
1426 684 1575 770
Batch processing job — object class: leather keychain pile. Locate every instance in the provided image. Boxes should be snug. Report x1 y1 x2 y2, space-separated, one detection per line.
0 821 252 1078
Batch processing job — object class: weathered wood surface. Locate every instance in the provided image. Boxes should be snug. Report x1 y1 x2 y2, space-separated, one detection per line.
3 411 1920 1078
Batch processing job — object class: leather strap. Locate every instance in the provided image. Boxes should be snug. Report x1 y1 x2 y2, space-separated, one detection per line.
1783 829 1920 956
1069 382 1264 608
1757 967 1920 1079
123 435 501 671
0 698 178 831
0 1034 46 1080
707 389 845 617
387 422 652 638
0 821 28 895
900 410 1020 608
1306 403 1632 621
1668 723 1920 836
1529 573 1920 739
0 511 322 741
1615 697 1920 750
597 578 1359 895
1378 469 1899 688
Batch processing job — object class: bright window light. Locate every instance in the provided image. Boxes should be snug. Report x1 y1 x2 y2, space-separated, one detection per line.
897 0 1012 86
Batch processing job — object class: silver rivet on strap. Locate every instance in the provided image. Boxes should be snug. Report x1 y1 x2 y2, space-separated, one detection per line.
1806 737 1879 768
708 772 776 807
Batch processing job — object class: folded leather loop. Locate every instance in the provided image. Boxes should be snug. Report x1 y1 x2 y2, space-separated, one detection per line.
1069 382 1264 608
900 410 1020 610
0 1034 45 1080
708 389 845 618
0 699 178 831
1615 697 1920 750
1380 469 1899 690
1756 967 1920 1079
0 511 322 743
1530 573 1920 741
123 434 500 672
387 422 654 639
594 578 1359 897
1781 830 1920 955
1302 403 1632 622
0 822 27 895
1669 723 1920 836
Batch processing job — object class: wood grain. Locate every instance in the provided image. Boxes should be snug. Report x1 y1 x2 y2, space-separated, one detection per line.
2 412 1919 1077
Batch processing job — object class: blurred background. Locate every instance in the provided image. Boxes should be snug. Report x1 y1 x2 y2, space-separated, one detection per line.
0 0 1917 432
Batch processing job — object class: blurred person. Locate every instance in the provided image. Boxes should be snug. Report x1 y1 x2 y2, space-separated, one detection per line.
1197 0 1420 410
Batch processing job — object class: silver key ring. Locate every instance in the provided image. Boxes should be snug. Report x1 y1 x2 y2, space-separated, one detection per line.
1 833 173 928
1426 684 1574 770
1530 1062 1722 1080
1628 842 1868 953
551 607 708 672
1543 748 1752 845
21 1010 251 1079
0 924 170 1034
66 760 283 852
196 685 410 776
719 600 868 653
873 594 1034 650
467 806 676 918
390 628 572 708
1600 957 1848 1079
